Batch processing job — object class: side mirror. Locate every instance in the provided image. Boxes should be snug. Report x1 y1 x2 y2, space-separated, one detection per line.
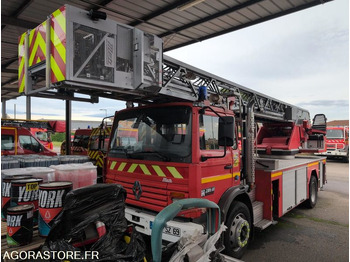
219 116 234 147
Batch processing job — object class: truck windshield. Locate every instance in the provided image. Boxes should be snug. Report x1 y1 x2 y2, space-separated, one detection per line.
109 106 192 163
326 129 344 139
35 131 48 142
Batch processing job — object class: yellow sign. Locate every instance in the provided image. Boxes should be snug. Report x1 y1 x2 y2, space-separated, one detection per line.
26 183 38 192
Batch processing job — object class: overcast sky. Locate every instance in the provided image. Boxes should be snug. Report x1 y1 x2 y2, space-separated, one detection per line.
3 0 349 124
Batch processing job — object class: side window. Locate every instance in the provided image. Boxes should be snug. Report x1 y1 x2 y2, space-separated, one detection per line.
1 135 14 150
199 115 219 150
19 135 32 150
19 135 42 152
30 136 42 152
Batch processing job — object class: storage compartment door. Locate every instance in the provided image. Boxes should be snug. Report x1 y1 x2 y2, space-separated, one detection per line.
295 167 307 204
282 170 295 213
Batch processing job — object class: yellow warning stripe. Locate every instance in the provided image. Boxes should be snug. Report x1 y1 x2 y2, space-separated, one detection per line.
29 22 46 67
29 29 35 47
52 8 66 33
201 172 239 184
167 166 183 179
271 172 282 178
307 162 319 168
110 161 117 170
139 164 151 175
50 26 66 63
128 164 138 173
18 33 26 93
152 165 166 177
118 162 126 171
50 55 65 81
109 161 184 179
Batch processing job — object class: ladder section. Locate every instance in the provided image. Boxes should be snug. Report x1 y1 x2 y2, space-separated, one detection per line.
19 4 310 124
162 55 310 123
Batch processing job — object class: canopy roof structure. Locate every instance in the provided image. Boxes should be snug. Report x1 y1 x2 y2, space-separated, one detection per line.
1 0 332 101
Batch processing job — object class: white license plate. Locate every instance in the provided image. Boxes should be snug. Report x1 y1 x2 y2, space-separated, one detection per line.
150 222 181 237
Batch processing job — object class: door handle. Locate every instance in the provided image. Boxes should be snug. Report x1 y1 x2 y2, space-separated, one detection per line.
224 164 232 169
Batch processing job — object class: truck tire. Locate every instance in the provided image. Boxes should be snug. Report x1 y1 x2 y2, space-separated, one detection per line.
305 175 318 208
224 201 251 259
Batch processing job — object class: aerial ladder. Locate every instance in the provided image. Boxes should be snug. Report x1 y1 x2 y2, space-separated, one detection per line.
19 4 325 156
19 5 327 259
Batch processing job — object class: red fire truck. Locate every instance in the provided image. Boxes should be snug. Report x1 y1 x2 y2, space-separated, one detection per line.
61 128 92 155
316 126 349 162
1 119 65 152
19 5 328 258
1 126 57 156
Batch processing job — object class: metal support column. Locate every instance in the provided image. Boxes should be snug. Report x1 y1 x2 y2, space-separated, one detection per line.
26 96 31 120
65 99 72 155
2 100 6 119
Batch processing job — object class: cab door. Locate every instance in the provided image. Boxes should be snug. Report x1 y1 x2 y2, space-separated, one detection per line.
1 127 17 155
199 113 239 203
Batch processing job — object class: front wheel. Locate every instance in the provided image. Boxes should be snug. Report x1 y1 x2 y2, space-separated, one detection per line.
305 175 318 208
223 201 251 259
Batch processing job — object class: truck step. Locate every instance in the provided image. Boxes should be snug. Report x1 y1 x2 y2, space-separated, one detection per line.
252 201 263 225
248 189 256 202
255 219 275 230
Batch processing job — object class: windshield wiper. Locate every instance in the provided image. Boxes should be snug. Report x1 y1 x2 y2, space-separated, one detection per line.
126 151 170 162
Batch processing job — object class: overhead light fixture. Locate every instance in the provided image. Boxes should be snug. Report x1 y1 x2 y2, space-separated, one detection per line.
178 0 206 11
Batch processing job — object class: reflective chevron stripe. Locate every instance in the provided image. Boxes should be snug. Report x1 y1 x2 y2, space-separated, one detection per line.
18 33 26 93
50 6 66 83
109 161 184 179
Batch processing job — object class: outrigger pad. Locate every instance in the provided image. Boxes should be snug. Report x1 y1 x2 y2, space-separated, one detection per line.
42 184 146 262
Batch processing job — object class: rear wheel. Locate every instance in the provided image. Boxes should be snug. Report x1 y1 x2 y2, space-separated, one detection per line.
224 201 251 259
305 175 318 208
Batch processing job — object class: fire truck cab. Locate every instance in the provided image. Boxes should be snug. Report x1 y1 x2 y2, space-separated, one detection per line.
316 126 349 162
1 126 57 156
61 128 92 155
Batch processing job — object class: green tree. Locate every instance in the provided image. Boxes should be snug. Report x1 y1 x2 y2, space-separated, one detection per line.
51 132 65 142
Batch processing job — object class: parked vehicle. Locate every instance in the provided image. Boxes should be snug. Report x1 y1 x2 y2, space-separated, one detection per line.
316 126 349 162
19 5 328 259
1 126 57 156
61 128 92 155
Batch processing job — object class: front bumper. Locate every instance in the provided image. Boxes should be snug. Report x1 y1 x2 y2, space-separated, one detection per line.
125 206 204 243
316 150 348 157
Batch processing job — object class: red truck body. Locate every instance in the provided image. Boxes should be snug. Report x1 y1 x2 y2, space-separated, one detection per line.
316 126 349 162
61 128 92 155
105 102 326 258
1 126 57 156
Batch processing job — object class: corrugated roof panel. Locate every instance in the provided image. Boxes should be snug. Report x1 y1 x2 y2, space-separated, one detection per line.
150 15 187 30
249 2 274 17
1 0 26 15
2 26 25 44
6 63 18 71
222 11 250 25
167 9 201 25
1 44 18 58
180 26 211 39
259 0 283 14
272 0 295 11
136 24 166 35
121 0 162 14
104 11 134 24
198 20 227 32
238 6 263 20
107 2 145 19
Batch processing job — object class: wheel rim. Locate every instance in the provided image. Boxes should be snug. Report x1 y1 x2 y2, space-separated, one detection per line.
229 213 250 252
